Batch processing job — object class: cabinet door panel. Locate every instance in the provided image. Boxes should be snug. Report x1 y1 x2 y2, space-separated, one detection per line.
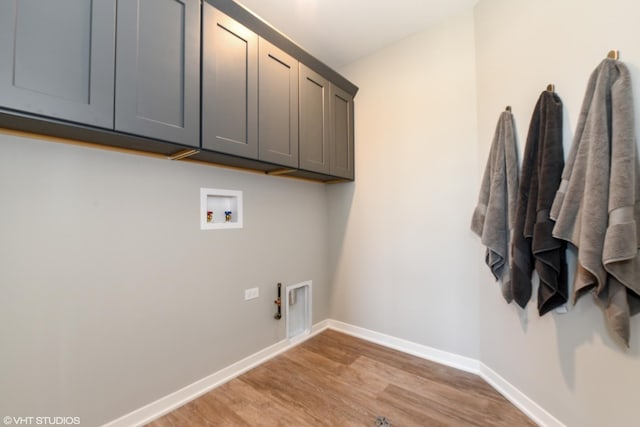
202 5 258 158
258 38 298 168
330 85 354 179
0 0 115 128
299 64 330 174
115 0 200 147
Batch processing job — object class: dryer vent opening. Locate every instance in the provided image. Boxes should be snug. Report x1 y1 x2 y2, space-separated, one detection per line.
285 281 312 342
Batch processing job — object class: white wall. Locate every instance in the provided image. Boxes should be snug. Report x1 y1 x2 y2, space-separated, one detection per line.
0 132 330 426
329 9 481 360
474 1 640 426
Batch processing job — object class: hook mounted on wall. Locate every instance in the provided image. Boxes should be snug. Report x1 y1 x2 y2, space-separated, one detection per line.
547 83 555 92
505 105 512 112
607 49 620 60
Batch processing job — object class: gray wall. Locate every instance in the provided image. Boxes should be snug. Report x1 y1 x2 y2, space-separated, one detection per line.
330 1 640 426
0 132 329 426
474 1 640 426
329 9 481 360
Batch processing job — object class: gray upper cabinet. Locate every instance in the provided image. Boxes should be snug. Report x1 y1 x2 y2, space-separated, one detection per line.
0 0 115 129
202 4 258 158
115 0 200 147
0 0 357 181
330 85 355 179
258 38 299 168
299 64 330 175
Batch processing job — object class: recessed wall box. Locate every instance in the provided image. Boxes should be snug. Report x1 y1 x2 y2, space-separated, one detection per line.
200 188 243 230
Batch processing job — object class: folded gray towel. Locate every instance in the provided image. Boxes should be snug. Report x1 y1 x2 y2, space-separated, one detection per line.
511 91 568 315
472 111 519 302
551 58 640 347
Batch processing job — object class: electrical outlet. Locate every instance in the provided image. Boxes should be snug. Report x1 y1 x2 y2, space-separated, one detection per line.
244 287 259 300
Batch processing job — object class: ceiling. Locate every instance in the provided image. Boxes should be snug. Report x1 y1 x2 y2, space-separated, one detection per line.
236 0 478 69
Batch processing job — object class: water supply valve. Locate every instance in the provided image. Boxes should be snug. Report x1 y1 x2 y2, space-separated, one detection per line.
274 282 282 320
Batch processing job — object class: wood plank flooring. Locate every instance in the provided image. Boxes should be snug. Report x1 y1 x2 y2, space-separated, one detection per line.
147 330 536 426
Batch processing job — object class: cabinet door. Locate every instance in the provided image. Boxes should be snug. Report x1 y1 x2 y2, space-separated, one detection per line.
258 38 299 168
115 0 200 147
0 0 115 129
299 64 330 174
202 5 258 158
330 85 355 179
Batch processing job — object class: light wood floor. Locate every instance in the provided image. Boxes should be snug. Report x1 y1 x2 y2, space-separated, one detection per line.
148 330 536 426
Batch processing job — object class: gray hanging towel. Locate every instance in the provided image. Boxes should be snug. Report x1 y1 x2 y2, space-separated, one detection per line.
511 91 568 315
471 111 519 302
550 58 640 347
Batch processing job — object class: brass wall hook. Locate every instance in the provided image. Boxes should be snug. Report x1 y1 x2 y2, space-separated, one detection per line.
607 49 619 60
547 83 555 92
505 105 512 112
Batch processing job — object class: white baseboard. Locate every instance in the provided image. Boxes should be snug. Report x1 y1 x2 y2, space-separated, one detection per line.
326 319 482 374
103 319 330 427
103 318 564 427
479 363 565 427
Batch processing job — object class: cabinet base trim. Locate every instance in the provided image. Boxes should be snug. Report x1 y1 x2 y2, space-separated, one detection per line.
168 148 200 160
